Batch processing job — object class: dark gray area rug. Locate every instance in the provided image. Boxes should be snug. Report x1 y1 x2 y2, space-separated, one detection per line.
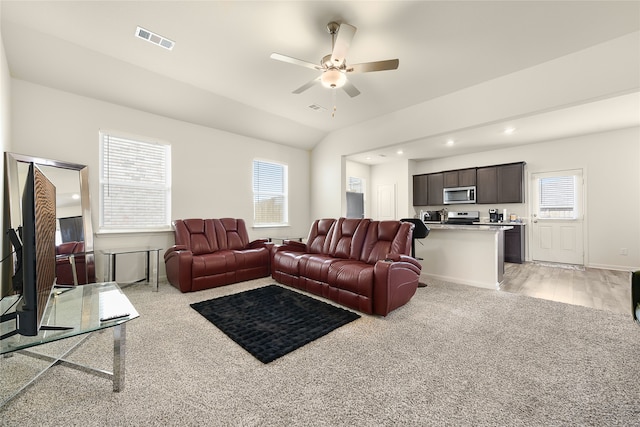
190 284 360 363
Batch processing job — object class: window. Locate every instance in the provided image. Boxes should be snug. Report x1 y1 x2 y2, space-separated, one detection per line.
99 131 171 231
537 175 578 219
347 176 364 193
253 160 288 226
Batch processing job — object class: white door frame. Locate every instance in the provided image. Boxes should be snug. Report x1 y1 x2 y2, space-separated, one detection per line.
528 168 587 265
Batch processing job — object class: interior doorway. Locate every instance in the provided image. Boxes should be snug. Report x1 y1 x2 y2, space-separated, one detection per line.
530 169 584 265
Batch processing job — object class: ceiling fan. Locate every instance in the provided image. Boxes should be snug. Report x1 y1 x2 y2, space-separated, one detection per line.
270 21 399 98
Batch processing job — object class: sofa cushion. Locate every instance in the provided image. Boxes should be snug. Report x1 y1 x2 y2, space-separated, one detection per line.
298 253 339 283
192 251 236 277
327 260 374 297
307 218 336 254
328 218 370 259
180 219 219 255
360 221 412 264
217 218 250 250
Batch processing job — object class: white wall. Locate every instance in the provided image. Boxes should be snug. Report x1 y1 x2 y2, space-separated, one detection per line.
410 127 640 271
0 10 11 296
10 79 311 281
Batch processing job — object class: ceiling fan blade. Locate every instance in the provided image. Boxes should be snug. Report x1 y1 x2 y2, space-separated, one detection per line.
347 59 399 73
330 23 357 66
342 80 360 98
270 53 321 71
292 76 321 94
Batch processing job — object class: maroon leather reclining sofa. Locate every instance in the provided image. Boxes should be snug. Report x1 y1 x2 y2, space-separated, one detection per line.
272 218 421 316
164 218 272 292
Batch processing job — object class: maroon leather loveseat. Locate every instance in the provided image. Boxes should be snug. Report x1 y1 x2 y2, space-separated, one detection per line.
272 218 421 316
164 218 272 292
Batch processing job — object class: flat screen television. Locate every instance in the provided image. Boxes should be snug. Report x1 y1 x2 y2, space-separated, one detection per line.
1 162 57 338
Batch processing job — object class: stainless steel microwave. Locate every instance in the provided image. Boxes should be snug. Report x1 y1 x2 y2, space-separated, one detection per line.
443 186 476 205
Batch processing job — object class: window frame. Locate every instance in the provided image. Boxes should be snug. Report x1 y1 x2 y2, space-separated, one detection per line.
98 130 172 233
252 159 289 228
534 170 582 221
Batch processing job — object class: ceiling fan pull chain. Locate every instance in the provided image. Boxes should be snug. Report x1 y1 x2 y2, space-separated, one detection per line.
332 88 337 118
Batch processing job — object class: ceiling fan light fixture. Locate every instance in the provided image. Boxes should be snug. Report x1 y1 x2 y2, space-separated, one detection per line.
321 69 346 89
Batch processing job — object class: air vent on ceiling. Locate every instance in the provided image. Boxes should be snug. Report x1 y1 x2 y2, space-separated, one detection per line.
136 26 174 50
308 104 327 112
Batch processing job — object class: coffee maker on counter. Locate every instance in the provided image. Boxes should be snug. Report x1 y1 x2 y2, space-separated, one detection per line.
489 209 501 223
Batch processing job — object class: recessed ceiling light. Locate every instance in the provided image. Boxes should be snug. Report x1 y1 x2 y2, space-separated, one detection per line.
503 127 516 135
446 139 455 146
396 150 404 155
136 26 175 50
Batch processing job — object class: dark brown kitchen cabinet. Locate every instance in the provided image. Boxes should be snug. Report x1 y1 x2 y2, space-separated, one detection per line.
504 225 525 264
443 168 476 188
412 174 429 206
476 166 498 204
477 162 524 204
497 163 524 203
427 173 444 205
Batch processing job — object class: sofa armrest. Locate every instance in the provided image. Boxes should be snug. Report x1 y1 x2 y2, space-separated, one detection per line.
164 245 187 262
273 240 307 253
164 246 193 292
248 239 274 250
384 253 422 269
372 258 422 316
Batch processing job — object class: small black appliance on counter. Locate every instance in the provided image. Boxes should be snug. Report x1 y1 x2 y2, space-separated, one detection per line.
489 209 499 223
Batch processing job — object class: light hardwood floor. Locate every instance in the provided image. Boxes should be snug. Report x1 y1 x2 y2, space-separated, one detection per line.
500 262 632 315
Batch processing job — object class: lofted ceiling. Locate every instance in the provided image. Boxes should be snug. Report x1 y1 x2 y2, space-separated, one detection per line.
1 1 639 163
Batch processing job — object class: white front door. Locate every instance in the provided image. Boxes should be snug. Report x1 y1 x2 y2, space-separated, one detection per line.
530 169 584 265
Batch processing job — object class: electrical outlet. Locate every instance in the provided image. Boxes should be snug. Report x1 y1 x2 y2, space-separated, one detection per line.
620 248 628 256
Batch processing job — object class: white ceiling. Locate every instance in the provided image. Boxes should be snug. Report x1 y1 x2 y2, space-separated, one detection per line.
2 1 639 163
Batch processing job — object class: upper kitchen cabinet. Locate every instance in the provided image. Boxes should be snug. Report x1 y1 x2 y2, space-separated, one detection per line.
476 166 498 203
498 162 525 203
477 162 525 204
427 173 444 205
443 168 477 188
412 174 429 206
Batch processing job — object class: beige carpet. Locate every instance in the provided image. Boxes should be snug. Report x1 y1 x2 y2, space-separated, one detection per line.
2 277 639 426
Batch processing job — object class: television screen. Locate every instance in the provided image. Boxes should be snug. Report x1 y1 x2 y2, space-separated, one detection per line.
18 163 57 336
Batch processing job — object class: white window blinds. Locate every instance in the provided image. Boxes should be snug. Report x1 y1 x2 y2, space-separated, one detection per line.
538 175 577 219
253 160 288 226
99 132 171 231
347 176 364 193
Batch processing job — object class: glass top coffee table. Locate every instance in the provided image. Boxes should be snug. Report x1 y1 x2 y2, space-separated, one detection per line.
1 282 138 407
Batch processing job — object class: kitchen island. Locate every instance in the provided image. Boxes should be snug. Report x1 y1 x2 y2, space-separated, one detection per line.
415 223 513 289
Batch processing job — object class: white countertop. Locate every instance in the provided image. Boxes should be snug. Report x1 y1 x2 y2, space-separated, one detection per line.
426 223 513 231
